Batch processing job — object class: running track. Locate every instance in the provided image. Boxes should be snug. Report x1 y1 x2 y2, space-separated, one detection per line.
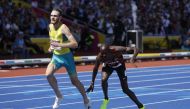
0 61 190 109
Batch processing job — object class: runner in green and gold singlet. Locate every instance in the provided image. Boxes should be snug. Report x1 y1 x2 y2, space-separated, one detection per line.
49 24 76 75
45 8 91 109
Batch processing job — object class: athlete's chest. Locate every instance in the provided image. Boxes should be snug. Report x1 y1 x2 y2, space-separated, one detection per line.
101 51 123 63
49 29 67 41
49 28 62 38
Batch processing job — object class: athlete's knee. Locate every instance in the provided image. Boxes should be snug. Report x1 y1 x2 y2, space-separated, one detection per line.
101 78 108 84
122 76 127 81
70 77 80 86
71 79 77 86
45 63 56 78
122 88 133 94
45 73 54 79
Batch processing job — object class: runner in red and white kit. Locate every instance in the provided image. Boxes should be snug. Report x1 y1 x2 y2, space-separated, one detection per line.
86 44 145 109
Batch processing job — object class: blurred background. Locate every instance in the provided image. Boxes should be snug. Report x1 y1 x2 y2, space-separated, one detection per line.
0 0 190 61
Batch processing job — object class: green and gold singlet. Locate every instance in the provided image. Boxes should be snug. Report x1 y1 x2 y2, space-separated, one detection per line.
49 24 70 55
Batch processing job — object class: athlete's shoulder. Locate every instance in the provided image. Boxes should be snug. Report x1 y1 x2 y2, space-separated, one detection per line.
60 24 67 28
48 24 53 32
61 24 72 35
49 24 54 30
49 24 53 27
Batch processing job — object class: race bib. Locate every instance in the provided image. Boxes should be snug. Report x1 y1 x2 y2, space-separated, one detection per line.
50 40 62 50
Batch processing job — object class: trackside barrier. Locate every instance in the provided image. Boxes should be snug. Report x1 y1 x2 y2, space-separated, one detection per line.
0 52 190 66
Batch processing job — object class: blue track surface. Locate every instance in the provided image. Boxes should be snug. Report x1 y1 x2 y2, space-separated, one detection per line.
0 64 190 109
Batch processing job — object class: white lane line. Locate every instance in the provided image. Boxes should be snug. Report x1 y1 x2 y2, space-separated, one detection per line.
28 89 190 109
1 64 190 79
0 81 190 103
1 73 190 96
111 97 190 109
0 67 190 84
1 70 190 89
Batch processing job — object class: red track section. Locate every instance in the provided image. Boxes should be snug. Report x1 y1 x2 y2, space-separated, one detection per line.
0 59 190 78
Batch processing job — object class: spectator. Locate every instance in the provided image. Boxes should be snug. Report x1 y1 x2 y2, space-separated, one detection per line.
37 15 48 35
0 32 13 55
71 21 81 44
79 23 90 51
104 16 114 45
12 31 29 59
113 16 125 46
181 28 190 50
23 30 44 54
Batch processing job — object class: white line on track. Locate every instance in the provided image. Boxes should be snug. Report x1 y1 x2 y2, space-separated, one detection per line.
0 64 190 79
0 65 190 84
111 97 190 109
1 74 190 96
0 70 190 89
28 88 190 109
0 81 190 104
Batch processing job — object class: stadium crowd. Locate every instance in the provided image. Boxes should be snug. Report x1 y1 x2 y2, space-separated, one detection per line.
0 0 46 58
47 0 190 35
0 0 190 58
